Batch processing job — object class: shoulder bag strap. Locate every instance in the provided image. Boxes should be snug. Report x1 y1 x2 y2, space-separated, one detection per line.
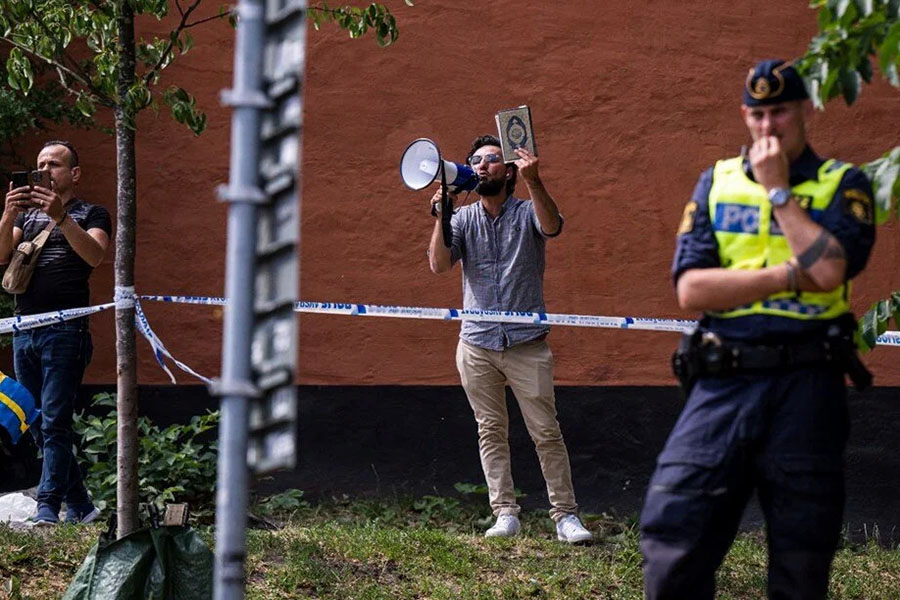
29 219 57 250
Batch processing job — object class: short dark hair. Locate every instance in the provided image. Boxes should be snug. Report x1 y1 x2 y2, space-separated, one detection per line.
467 134 517 196
41 140 79 168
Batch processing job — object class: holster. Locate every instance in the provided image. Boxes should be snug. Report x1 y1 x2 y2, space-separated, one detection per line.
671 329 722 396
828 316 873 391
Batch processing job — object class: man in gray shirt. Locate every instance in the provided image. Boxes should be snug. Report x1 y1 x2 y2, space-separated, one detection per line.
427 134 591 543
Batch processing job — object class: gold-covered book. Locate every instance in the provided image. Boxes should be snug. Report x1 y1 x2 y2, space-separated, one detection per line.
494 105 537 163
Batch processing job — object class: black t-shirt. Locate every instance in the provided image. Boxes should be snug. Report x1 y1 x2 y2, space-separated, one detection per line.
13 199 112 315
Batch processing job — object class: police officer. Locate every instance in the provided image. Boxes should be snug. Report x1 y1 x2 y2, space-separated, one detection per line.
639 59 876 599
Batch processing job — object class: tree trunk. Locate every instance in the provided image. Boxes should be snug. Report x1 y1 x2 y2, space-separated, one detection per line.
115 2 139 538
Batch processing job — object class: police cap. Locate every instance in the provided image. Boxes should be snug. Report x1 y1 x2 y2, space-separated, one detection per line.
743 59 808 106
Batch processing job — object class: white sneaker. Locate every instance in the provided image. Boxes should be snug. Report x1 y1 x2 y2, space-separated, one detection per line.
485 515 521 538
556 514 593 544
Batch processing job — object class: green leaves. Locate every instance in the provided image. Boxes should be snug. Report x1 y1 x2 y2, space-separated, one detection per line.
798 0 900 107
163 85 206 135
74 91 97 118
255 489 310 517
2 1 404 138
73 393 220 516
136 38 173 76
125 81 153 114
0 58 93 164
862 146 900 223
0 1 224 136
308 3 404 47
858 292 900 351
800 4 900 354
5 48 34 93
879 18 900 84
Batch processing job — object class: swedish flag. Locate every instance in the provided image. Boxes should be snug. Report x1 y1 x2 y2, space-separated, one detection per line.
0 372 39 444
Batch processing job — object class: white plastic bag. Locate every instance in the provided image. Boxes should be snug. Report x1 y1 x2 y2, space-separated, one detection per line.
0 492 37 523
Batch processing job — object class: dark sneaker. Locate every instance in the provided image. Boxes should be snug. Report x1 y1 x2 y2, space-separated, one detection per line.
65 504 100 525
32 504 60 527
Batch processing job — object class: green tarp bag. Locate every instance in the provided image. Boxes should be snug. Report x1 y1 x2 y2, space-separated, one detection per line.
62 523 213 600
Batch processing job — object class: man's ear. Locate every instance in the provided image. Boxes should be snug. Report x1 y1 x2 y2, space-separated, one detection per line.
71 166 81 184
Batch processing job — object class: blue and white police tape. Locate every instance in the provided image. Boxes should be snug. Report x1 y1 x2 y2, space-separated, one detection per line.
3 296 898 389
0 303 114 335
139 294 900 344
0 299 211 385
133 299 212 385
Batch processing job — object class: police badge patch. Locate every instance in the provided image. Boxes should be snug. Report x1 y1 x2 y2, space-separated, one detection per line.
794 194 813 211
843 189 873 225
677 201 697 235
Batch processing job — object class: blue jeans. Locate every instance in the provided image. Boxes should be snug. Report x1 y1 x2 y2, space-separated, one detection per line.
13 319 93 511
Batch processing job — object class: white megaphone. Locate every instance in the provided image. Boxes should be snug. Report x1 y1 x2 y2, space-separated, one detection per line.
399 138 479 192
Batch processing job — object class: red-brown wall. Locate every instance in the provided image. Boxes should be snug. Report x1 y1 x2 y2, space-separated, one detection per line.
17 1 899 386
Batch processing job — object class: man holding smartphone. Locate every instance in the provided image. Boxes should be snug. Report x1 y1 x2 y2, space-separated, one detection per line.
1 140 111 525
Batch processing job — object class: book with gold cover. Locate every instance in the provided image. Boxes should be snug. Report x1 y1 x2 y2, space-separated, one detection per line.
494 105 537 163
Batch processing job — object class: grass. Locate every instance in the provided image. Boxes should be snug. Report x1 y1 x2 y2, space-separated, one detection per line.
2 493 900 599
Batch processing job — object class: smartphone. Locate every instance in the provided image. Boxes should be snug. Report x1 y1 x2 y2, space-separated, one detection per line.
30 170 51 190
8 170 41 209
10 171 29 189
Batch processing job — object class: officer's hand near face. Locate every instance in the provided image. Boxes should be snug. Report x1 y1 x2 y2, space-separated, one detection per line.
514 148 540 185
430 187 458 214
4 182 30 220
749 136 789 191
29 180 65 223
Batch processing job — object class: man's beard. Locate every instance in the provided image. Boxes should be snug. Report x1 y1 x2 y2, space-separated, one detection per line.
476 177 505 196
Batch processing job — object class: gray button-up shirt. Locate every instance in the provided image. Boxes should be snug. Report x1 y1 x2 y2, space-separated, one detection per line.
449 195 562 351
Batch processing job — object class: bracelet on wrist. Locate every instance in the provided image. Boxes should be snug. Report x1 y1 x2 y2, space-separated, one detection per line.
784 261 798 294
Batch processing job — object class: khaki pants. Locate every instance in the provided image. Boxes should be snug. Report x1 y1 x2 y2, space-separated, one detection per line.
456 338 578 521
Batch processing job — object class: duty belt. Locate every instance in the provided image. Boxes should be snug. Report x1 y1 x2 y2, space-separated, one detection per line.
672 327 872 394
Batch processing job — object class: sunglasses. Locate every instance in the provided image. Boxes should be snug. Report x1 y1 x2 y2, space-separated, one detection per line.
468 153 502 166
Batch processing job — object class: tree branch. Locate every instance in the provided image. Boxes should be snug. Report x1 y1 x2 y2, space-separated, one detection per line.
141 0 203 87
2 36 85 89
54 65 116 109
308 5 373 18
23 3 94 85
0 36 114 107
184 13 225 29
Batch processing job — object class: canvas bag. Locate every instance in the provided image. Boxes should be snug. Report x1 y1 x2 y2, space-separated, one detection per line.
2 219 55 294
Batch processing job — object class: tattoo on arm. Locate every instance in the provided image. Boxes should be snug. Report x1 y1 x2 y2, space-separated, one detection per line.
796 230 845 270
823 243 846 261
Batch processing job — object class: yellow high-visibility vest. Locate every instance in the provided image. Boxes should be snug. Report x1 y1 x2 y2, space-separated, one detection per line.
707 156 852 320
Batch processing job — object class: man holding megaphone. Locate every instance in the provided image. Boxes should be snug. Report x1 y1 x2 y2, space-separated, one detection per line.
425 134 592 544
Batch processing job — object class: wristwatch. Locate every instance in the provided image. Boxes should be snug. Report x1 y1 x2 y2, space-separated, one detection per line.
767 187 792 207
